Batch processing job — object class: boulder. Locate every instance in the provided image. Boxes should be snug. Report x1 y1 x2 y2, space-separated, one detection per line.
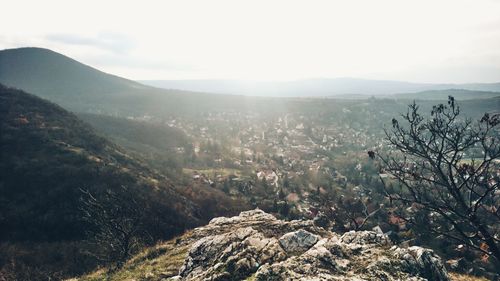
278 229 319 254
393 246 450 281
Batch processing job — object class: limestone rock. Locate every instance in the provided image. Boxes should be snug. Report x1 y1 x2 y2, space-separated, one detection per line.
279 229 319 254
393 246 449 281
173 209 449 281
340 230 391 246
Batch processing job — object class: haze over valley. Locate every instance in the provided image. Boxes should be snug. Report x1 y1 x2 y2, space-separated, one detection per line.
1 1 500 281
140 78 500 97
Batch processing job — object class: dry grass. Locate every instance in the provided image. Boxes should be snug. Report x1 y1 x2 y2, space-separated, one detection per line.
183 168 242 177
76 231 194 281
449 272 490 281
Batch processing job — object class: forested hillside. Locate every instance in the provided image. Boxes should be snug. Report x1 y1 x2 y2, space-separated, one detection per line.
0 85 242 279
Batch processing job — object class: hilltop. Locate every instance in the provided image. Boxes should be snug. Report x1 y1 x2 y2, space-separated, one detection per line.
79 209 451 281
0 47 147 97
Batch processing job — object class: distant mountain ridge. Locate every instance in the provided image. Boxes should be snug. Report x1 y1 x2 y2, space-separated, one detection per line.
1 47 499 115
140 78 500 97
0 47 255 115
395 88 500 100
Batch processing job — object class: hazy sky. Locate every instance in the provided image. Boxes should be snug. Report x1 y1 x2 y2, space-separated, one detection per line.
1 0 500 83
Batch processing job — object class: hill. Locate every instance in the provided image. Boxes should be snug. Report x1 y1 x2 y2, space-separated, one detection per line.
77 113 195 182
0 48 309 118
0 47 149 98
78 113 190 155
394 89 500 100
2 48 499 118
78 209 452 281
0 47 248 116
0 47 172 115
0 84 253 280
0 84 205 279
0 84 201 242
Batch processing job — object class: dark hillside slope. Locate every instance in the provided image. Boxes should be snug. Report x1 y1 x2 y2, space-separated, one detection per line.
0 84 201 242
78 113 190 153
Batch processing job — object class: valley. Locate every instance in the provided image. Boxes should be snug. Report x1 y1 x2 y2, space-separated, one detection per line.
0 47 499 280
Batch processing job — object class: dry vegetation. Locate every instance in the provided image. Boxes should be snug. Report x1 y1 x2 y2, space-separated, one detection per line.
77 231 194 281
449 272 490 281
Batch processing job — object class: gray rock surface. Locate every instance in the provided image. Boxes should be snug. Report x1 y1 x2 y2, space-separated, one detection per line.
171 209 449 281
279 229 319 254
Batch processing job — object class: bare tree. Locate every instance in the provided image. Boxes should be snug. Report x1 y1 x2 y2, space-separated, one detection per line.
80 186 150 268
374 97 500 265
317 190 381 232
337 198 381 231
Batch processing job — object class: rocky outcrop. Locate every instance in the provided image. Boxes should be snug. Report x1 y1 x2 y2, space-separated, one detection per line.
170 209 449 281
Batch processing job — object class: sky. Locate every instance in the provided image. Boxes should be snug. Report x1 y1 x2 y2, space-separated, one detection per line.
1 0 500 83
